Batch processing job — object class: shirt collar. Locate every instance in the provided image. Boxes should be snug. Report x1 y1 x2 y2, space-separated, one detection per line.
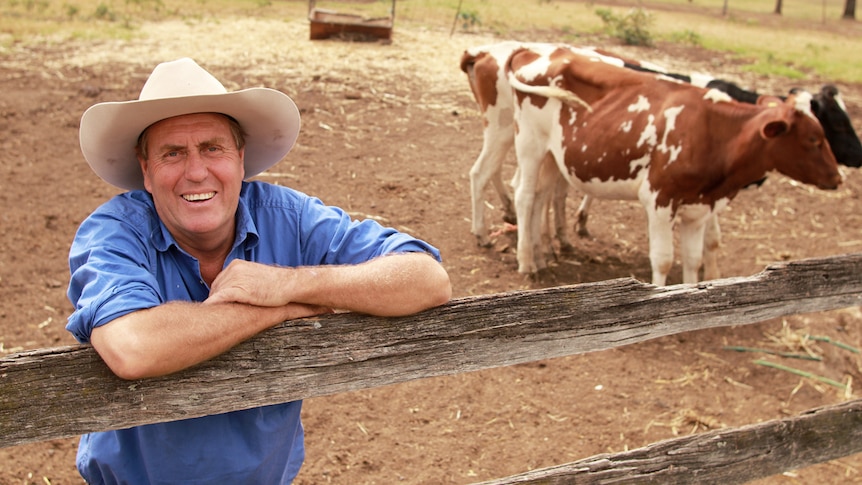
233 184 260 252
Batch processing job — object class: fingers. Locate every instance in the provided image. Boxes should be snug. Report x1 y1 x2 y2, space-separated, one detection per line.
204 286 248 305
207 260 286 307
207 260 251 296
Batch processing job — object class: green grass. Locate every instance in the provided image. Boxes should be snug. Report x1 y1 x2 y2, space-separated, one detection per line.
2 0 860 83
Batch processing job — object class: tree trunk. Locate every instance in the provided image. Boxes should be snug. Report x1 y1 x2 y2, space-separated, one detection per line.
722 0 729 16
774 0 783 14
843 0 856 20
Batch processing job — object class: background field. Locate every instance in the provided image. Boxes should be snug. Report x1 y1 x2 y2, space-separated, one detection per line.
3 0 862 81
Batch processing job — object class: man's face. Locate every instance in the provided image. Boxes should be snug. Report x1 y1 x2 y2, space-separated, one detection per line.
139 113 245 253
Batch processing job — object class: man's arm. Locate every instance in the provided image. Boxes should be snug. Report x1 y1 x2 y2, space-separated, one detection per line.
91 253 450 380
207 252 452 316
90 301 331 380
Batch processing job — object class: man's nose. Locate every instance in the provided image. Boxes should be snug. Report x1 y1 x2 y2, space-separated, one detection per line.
184 152 208 180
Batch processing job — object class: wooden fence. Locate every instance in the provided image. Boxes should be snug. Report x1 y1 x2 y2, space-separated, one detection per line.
3 253 862 483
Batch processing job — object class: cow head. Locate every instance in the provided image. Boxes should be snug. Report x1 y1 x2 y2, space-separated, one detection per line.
808 84 862 168
760 92 842 190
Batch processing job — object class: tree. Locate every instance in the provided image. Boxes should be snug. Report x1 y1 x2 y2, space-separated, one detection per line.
843 0 856 20
774 0 783 15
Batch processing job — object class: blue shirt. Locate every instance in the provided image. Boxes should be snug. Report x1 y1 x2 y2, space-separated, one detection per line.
66 181 441 485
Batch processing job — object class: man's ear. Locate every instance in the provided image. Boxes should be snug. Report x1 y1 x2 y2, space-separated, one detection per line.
138 156 152 193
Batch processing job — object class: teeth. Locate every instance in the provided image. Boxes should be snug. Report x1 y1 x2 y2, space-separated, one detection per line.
183 192 215 202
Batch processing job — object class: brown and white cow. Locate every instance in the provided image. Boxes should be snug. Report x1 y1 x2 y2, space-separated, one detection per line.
460 41 625 249
570 51 862 280
505 45 841 285
462 42 853 284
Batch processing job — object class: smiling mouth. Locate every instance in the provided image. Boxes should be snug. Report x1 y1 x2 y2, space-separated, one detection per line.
182 192 216 202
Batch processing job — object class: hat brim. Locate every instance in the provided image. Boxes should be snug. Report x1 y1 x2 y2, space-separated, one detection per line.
79 87 301 191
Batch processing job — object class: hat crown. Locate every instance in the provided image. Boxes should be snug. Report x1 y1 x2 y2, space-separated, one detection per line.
139 57 227 101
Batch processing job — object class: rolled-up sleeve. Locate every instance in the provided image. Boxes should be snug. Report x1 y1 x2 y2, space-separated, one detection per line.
66 199 163 344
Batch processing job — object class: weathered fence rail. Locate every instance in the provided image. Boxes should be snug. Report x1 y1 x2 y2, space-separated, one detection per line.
2 253 862 483
475 398 862 484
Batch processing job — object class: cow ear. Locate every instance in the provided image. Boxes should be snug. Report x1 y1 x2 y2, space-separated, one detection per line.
762 120 789 139
820 84 839 99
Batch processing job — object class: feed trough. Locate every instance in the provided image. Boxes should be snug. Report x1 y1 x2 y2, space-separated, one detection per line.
308 0 396 40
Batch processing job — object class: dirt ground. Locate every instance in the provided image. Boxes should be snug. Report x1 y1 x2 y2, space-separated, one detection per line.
2 9 862 485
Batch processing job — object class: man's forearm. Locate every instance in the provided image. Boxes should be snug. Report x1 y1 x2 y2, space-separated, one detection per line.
290 252 452 316
90 300 326 379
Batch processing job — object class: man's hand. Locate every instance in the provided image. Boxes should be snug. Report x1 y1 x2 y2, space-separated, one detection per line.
207 259 294 307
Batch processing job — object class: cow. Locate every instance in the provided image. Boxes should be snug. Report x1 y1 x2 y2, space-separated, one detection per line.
808 84 862 168
568 56 862 280
461 41 857 282
461 41 628 249
504 44 841 285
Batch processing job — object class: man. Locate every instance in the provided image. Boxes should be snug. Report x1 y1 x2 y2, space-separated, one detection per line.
66 57 451 484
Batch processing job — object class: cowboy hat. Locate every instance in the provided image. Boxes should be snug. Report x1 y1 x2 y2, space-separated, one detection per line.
79 57 301 191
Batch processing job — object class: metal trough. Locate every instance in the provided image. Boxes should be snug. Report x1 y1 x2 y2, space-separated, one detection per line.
308 0 396 40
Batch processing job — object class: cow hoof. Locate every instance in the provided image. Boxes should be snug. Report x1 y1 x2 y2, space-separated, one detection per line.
517 264 539 275
474 236 493 248
521 272 540 283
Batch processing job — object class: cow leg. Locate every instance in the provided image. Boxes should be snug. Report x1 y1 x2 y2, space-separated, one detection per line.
702 213 722 280
535 160 567 266
502 167 520 225
539 189 554 260
531 168 570 258
513 175 539 274
574 194 594 238
469 131 513 247
532 163 559 270
551 175 574 253
678 216 709 285
644 205 675 286
493 175 517 225
513 144 556 275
